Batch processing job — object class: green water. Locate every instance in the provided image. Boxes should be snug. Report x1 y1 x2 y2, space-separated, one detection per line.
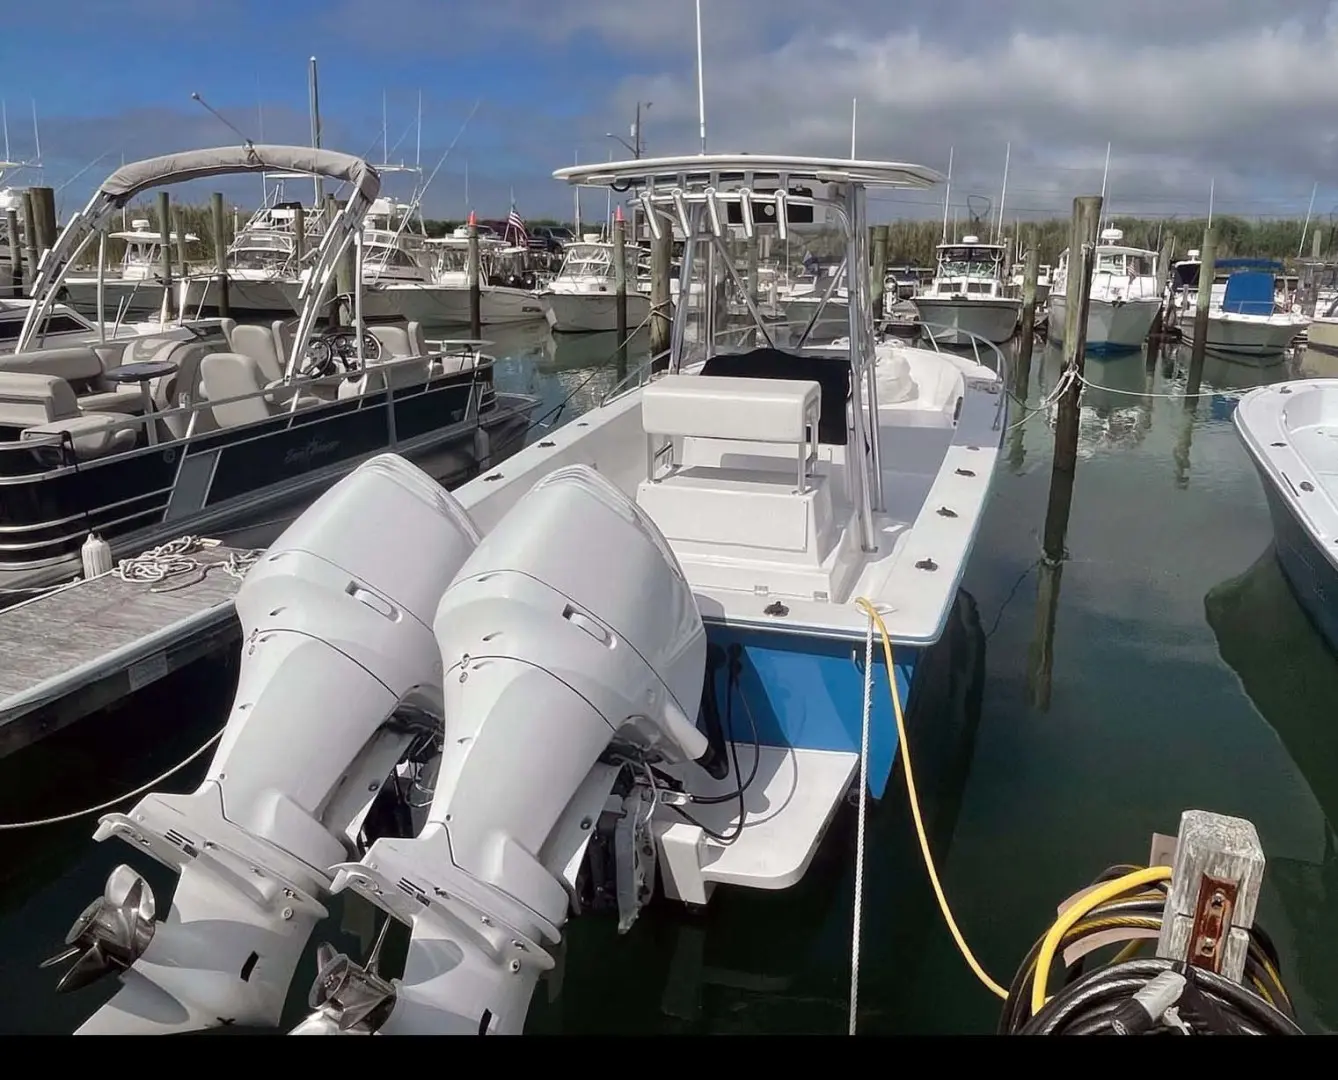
2 327 1337 1034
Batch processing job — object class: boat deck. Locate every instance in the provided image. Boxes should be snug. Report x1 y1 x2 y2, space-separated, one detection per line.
1292 423 1338 501
0 544 247 758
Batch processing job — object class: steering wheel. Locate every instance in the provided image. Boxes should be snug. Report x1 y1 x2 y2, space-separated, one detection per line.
299 328 382 379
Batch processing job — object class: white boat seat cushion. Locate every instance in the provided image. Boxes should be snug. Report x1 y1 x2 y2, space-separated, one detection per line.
0 371 84 427
201 352 321 429
0 345 143 414
22 413 137 460
229 323 285 383
642 374 821 445
369 324 412 358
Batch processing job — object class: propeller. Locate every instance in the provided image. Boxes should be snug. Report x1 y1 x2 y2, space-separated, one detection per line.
304 916 397 1033
40 865 156 993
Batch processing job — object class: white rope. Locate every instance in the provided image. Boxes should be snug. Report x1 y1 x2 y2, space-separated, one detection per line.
0 727 224 830
849 608 876 1036
115 535 261 592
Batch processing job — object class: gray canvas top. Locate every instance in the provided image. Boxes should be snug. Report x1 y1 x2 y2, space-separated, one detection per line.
99 144 381 206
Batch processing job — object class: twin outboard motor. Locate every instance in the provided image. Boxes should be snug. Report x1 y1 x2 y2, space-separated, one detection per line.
49 455 712 1036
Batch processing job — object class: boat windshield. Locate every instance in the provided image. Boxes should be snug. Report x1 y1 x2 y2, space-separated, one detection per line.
1097 252 1153 276
937 246 1000 278
557 243 636 280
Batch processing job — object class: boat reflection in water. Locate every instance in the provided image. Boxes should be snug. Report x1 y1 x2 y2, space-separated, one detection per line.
1205 549 1338 1032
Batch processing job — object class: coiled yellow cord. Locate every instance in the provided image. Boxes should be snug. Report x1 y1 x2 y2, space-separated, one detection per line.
854 597 1009 1000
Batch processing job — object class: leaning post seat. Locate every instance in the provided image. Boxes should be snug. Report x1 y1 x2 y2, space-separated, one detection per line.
641 374 821 491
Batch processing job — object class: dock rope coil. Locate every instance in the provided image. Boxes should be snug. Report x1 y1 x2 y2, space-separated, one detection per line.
116 535 260 591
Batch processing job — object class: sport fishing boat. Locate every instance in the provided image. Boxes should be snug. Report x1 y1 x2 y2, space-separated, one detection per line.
0 144 538 599
540 234 651 333
1234 379 1338 653
42 153 1005 1036
913 236 1020 345
1172 257 1308 359
1049 228 1161 356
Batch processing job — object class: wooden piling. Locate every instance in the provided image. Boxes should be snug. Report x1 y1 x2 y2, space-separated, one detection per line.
210 192 231 319
1186 226 1216 401
29 186 57 258
20 191 39 288
870 224 888 324
156 191 176 322
1148 233 1176 342
467 212 481 340
4 209 21 297
1016 234 1040 396
649 228 672 367
613 208 629 380
1312 228 1323 260
293 204 306 273
1041 195 1102 565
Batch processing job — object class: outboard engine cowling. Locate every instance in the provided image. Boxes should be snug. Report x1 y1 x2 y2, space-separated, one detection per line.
54 454 481 1035
310 464 710 1035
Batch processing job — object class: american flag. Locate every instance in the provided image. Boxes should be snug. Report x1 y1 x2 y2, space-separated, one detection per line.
506 205 528 248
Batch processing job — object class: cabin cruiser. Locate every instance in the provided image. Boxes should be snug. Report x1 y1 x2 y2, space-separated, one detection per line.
540 234 651 333
913 236 1020 345
61 220 198 320
361 224 545 326
44 153 1004 1036
1049 228 1161 355
1171 256 1307 358
0 145 538 599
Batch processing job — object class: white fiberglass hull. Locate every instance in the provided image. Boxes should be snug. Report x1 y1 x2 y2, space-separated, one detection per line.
543 290 651 333
914 297 1019 345
63 277 165 318
180 275 298 317
1049 294 1160 355
356 283 546 326
1180 313 1306 357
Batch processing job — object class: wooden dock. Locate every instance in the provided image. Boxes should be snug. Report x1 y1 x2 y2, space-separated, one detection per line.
0 543 250 759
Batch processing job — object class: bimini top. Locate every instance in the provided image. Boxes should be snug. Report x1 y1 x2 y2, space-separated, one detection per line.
98 144 382 207
552 153 944 191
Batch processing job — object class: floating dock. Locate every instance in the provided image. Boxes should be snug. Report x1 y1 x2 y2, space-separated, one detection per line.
0 543 249 759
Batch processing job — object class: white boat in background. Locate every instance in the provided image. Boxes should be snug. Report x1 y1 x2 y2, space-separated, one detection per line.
63 220 198 319
1009 259 1052 305
1173 257 1307 359
1049 228 1161 356
913 236 1020 345
1235 379 1338 653
362 227 545 326
45 151 1006 1037
541 234 650 333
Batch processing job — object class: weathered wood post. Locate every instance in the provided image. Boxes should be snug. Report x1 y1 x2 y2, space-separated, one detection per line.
1186 226 1216 401
293 204 306 273
156 191 176 322
870 224 888 324
20 191 39 291
1148 233 1176 343
210 192 231 318
1015 234 1040 396
649 226 672 369
1041 195 1102 565
29 186 57 258
613 205 629 380
467 211 482 340
1155 809 1264 986
5 209 22 297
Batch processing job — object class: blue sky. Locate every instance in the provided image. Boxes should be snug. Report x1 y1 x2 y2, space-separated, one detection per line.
7 0 1338 226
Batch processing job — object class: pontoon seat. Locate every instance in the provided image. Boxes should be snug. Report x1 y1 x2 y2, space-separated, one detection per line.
636 374 836 556
270 320 296 363
0 372 137 459
337 354 432 400
228 324 285 383
407 321 427 355
439 350 480 375
1 345 145 414
368 324 413 358
199 352 321 429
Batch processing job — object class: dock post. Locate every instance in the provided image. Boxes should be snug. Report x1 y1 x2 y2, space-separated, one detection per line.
1155 809 1264 985
293 203 306 282
870 224 888 325
4 209 21 297
650 228 672 369
1016 233 1040 396
19 191 38 292
156 191 176 322
29 186 57 259
613 206 629 380
1041 195 1102 565
467 212 482 340
1186 226 1216 401
1313 228 1323 261
210 192 231 319
1148 233 1176 344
